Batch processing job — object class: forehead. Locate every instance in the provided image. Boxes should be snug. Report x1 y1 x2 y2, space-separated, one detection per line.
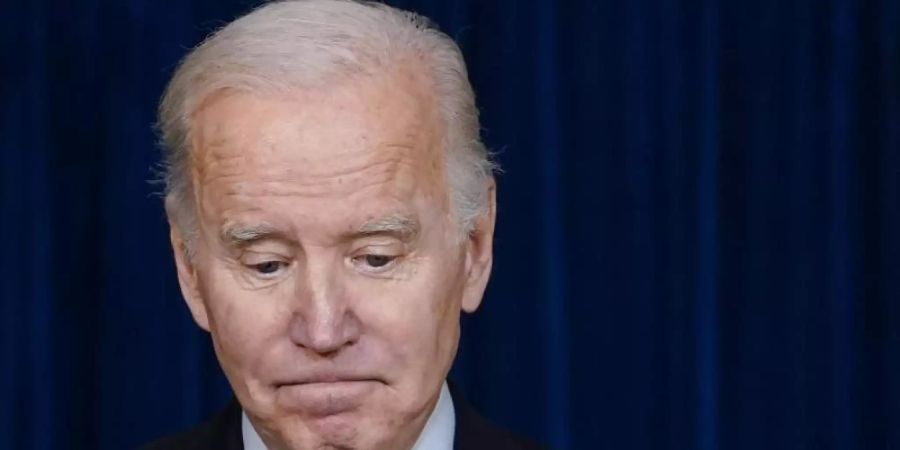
188 67 449 234
192 65 442 166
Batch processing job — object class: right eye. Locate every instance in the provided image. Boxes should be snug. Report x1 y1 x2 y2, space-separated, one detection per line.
247 260 288 279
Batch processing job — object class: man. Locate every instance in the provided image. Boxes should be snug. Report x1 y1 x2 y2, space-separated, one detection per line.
142 1 544 449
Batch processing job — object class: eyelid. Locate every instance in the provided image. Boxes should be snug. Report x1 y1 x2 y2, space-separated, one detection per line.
232 239 294 255
355 234 402 244
352 242 404 258
349 245 404 274
251 261 288 279
238 252 292 281
241 250 287 262
351 255 398 273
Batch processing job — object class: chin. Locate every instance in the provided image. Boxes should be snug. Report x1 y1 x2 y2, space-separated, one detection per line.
260 390 408 450
246 377 433 450
274 414 396 450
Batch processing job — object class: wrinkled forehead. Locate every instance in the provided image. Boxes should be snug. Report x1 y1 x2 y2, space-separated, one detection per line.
185 66 451 229
194 63 446 176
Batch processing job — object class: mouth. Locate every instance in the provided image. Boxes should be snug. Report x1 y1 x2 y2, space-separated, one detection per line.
273 374 385 388
273 377 384 416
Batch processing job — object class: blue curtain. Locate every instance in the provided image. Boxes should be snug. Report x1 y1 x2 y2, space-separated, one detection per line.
2 0 898 449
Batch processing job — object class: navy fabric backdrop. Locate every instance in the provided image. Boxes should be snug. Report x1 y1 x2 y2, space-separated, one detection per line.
1 0 898 449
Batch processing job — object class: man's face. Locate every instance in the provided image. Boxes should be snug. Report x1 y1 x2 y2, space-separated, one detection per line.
169 67 494 450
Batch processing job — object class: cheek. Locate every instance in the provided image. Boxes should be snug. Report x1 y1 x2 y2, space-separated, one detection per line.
351 259 463 375
200 264 287 379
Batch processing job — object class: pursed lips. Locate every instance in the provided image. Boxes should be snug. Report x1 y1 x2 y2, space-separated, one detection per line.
273 372 384 388
272 372 384 415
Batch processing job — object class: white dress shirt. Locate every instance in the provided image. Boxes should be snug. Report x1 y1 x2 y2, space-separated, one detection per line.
242 381 455 450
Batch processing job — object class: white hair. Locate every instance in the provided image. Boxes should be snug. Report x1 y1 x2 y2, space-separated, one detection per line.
157 0 495 246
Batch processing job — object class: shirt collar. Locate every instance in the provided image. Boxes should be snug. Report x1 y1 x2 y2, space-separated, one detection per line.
242 381 455 450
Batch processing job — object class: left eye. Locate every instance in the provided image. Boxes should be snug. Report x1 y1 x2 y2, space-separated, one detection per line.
363 254 394 267
353 254 398 270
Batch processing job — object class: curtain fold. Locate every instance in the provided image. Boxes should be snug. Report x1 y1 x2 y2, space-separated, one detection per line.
1 0 897 449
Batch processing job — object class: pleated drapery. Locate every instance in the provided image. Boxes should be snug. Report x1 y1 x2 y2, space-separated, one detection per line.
1 0 898 449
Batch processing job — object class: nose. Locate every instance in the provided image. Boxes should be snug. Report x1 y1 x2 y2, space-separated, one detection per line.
287 256 361 355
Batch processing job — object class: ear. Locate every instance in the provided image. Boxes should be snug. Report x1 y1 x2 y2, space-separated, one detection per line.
461 179 496 313
166 196 211 331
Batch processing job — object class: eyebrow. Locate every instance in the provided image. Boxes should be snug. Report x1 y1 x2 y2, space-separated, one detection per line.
221 223 287 247
220 215 420 247
354 214 420 240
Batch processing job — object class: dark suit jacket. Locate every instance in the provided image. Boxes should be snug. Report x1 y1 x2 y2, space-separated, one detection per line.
140 384 546 450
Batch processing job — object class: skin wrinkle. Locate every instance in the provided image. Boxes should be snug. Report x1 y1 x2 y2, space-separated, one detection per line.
170 61 495 450
215 163 415 200
188 61 449 211
222 214 421 252
205 148 420 197
194 161 426 265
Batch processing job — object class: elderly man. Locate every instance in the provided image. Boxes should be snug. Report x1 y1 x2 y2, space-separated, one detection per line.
142 1 542 449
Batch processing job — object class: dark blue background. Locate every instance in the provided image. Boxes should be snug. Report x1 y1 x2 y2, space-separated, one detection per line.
1 0 898 449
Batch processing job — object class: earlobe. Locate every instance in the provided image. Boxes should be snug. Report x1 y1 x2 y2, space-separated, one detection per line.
166 199 211 331
461 180 496 313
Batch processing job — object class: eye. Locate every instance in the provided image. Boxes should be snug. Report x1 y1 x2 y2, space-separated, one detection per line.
249 261 288 278
364 254 394 268
352 253 399 272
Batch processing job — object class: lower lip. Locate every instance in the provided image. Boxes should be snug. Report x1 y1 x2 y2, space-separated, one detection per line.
275 380 379 416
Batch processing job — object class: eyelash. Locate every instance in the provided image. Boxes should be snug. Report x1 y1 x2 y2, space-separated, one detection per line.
242 252 401 280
